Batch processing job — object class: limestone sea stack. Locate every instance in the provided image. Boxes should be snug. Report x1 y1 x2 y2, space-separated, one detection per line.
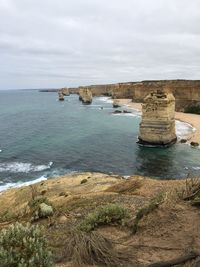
79 88 92 104
58 90 64 101
138 90 177 147
61 88 70 96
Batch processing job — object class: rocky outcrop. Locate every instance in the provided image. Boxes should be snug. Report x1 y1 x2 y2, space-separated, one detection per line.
138 90 177 147
61 88 70 96
79 88 93 104
113 99 120 108
58 90 64 101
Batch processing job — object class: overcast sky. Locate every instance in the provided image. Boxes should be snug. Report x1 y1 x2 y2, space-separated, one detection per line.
0 0 200 89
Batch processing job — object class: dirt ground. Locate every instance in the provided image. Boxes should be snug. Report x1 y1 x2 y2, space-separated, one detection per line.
0 172 200 267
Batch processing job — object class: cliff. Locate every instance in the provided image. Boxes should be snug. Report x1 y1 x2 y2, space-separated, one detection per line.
138 91 177 147
77 80 200 112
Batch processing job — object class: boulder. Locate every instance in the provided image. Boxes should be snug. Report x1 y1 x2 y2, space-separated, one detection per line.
190 141 199 147
138 90 177 147
113 99 120 108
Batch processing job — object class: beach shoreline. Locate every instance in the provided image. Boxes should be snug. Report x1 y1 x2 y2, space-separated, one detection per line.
117 99 200 144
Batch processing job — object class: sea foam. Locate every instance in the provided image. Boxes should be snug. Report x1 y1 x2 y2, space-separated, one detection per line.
0 161 53 173
0 175 47 192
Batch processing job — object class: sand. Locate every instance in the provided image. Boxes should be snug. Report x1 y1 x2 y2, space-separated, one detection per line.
117 99 200 144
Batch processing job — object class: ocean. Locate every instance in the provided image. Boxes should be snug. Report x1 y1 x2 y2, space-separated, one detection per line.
0 90 200 191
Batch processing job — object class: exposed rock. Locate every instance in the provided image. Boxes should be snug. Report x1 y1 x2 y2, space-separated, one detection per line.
80 178 88 184
113 110 122 114
61 88 70 96
58 91 64 101
190 141 199 147
180 139 187 143
113 99 120 108
79 88 92 104
123 110 132 113
138 90 177 147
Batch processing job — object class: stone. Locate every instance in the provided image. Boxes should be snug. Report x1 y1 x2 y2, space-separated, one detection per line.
180 139 187 143
79 88 92 104
58 215 68 224
113 110 122 114
190 141 199 147
138 90 177 147
80 178 88 184
38 203 53 218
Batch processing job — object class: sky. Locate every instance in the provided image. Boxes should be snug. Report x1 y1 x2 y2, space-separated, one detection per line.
0 0 200 89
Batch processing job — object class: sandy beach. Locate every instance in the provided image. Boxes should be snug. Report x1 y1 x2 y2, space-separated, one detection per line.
117 99 200 144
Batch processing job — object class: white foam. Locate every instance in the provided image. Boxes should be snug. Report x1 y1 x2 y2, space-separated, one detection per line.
0 176 47 192
0 150 2 153
192 167 200 170
175 120 195 139
112 113 137 117
98 97 113 104
0 161 53 173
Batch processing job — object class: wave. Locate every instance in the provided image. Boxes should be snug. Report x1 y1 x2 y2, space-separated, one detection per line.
112 113 137 117
98 97 113 104
0 175 47 192
175 120 195 139
0 161 53 173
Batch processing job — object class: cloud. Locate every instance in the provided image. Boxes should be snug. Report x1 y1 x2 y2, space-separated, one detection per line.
0 0 200 89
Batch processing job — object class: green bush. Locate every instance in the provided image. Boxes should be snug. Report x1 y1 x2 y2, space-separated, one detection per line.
0 222 52 267
184 105 200 114
79 204 130 232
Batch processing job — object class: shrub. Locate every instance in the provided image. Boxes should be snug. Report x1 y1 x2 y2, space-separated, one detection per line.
0 222 52 267
79 204 130 232
184 105 200 114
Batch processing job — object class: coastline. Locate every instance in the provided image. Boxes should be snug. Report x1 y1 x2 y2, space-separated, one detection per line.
117 99 200 144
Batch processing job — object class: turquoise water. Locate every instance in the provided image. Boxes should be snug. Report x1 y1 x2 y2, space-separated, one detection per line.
0 90 200 190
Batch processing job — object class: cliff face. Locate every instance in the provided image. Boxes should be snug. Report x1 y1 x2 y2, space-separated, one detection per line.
113 80 200 112
138 91 177 147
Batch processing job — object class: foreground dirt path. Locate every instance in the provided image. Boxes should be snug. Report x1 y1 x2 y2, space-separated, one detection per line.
117 99 200 144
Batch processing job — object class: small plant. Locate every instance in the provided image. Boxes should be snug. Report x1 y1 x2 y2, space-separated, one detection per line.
79 204 130 232
0 222 52 267
132 193 164 234
178 178 200 201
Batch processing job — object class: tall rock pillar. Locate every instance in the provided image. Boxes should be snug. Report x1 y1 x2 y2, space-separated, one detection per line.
138 90 177 147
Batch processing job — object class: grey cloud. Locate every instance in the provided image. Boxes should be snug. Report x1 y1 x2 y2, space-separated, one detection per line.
0 0 200 89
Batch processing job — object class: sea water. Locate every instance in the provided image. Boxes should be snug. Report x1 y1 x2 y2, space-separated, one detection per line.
0 90 200 191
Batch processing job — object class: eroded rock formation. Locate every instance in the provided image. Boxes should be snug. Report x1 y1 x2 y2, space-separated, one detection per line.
58 90 64 101
138 90 177 147
79 88 92 104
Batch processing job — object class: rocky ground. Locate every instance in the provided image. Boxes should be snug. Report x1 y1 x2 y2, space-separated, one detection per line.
0 172 200 266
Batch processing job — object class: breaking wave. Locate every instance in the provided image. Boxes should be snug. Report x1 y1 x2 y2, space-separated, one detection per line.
0 175 47 192
0 161 53 173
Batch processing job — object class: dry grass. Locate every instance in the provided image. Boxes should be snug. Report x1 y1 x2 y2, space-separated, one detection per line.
177 178 200 201
106 179 142 194
61 230 132 267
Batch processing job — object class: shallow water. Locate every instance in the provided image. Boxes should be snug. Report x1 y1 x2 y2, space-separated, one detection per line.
0 90 200 191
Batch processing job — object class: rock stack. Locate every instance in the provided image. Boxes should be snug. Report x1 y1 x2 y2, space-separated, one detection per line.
79 88 92 104
58 90 64 101
113 99 120 108
61 88 70 96
138 90 177 147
